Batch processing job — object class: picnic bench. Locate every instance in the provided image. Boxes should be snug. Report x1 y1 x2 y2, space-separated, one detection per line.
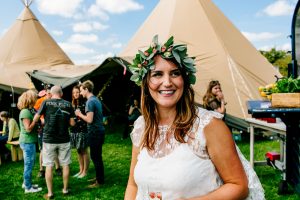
7 141 23 161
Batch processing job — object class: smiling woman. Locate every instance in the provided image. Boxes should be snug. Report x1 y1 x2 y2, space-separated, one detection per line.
124 35 265 200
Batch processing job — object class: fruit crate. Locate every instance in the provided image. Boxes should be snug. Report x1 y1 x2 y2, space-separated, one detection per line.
271 93 300 108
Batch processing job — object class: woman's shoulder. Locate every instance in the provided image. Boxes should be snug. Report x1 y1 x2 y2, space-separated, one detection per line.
130 115 145 147
196 107 223 122
9 118 18 124
20 108 30 115
192 107 223 137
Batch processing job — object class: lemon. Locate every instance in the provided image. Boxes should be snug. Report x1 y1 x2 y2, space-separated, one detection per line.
258 86 264 92
260 91 267 97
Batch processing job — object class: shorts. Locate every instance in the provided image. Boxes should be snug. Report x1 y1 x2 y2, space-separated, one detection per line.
42 142 71 167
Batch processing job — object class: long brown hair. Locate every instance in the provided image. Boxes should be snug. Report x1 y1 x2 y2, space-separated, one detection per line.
203 80 220 109
72 85 84 108
140 57 197 150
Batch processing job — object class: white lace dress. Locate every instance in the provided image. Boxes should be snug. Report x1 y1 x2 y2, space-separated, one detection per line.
131 107 265 200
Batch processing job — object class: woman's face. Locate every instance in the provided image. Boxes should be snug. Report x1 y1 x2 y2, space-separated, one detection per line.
148 56 184 110
211 84 222 95
73 88 80 99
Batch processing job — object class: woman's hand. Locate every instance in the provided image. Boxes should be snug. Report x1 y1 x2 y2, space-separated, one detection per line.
215 91 224 100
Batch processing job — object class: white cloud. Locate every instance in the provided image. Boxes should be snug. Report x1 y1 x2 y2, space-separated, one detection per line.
74 52 114 65
112 43 122 49
98 35 119 46
52 30 63 36
92 22 109 31
89 0 143 15
59 42 95 54
88 4 110 20
242 31 282 42
73 22 109 32
263 0 294 16
36 0 83 18
92 52 114 62
258 43 291 51
68 34 98 43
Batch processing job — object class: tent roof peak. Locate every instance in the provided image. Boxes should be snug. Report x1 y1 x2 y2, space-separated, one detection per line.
22 0 34 7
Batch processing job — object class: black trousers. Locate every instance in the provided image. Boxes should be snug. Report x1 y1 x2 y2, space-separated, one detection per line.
89 131 105 184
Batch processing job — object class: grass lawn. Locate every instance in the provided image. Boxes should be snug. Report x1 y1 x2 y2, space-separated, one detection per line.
0 123 299 200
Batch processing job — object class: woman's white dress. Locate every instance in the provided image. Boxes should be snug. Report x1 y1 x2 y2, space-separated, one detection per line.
131 107 265 200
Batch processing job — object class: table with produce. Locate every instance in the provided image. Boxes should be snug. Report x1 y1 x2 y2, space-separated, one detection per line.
251 76 300 194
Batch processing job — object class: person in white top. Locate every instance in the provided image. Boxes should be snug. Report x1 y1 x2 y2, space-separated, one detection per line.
124 35 264 200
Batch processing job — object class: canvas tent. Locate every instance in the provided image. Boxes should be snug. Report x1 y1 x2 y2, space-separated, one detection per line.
0 4 75 93
119 0 282 119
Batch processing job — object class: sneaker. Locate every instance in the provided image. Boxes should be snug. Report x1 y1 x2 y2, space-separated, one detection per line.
62 189 69 195
55 168 62 176
73 172 81 177
77 174 87 179
22 183 39 189
25 186 42 194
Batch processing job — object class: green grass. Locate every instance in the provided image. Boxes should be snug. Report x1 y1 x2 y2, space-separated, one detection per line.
0 125 299 199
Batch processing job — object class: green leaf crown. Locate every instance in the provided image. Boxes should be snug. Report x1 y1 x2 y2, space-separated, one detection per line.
129 35 197 86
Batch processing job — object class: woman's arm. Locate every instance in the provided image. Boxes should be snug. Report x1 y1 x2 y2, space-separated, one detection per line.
23 118 36 133
182 118 248 200
128 106 134 115
215 92 226 114
215 101 226 114
75 110 94 124
7 119 16 142
124 146 139 200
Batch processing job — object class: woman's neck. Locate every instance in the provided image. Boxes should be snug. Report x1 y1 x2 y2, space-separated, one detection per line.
157 108 176 126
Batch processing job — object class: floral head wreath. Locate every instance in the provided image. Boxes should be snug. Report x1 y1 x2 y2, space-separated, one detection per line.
129 35 197 86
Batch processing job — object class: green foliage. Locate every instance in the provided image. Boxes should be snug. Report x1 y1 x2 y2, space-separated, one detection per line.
275 77 300 93
260 48 291 77
274 54 291 77
129 35 197 86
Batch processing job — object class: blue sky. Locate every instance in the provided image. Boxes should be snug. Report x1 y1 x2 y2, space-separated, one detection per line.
0 0 297 65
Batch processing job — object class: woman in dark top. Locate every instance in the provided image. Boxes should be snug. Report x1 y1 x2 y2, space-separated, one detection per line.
70 86 90 178
203 80 227 115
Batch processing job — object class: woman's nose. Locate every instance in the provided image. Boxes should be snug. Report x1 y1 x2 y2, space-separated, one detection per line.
162 74 172 86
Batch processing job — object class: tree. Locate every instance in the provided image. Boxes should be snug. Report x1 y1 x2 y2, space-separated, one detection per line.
260 48 290 77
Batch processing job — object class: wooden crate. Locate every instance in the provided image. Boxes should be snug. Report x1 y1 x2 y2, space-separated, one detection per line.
271 93 300 108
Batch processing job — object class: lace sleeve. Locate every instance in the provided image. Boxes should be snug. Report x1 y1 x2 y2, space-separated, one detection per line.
130 116 145 147
195 108 224 141
188 108 224 158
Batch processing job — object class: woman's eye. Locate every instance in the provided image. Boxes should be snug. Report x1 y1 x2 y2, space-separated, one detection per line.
151 72 162 77
171 70 181 77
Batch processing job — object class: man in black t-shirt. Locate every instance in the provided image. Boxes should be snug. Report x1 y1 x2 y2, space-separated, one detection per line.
33 85 75 199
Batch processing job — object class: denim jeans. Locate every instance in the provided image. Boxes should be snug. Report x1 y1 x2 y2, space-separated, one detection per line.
20 143 36 189
89 131 105 183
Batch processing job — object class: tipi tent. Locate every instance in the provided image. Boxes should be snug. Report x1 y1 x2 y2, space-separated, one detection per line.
0 2 74 93
119 0 281 119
